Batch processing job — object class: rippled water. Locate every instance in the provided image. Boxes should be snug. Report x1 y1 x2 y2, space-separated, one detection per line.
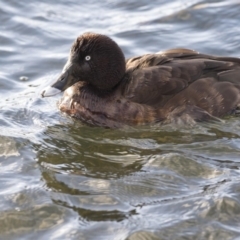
1 0 240 239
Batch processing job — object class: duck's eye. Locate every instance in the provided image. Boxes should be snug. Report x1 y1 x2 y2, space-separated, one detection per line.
85 55 91 61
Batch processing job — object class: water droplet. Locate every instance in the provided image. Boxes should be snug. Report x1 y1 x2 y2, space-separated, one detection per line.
19 76 28 81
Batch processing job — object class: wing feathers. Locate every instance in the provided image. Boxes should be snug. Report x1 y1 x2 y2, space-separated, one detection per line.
124 49 240 107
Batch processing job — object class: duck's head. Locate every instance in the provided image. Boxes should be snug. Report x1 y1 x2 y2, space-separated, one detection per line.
42 32 126 97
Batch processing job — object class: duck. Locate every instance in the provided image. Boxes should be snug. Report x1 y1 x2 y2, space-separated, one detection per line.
41 32 240 128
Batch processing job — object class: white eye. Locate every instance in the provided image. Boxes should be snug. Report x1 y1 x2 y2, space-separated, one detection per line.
85 55 91 61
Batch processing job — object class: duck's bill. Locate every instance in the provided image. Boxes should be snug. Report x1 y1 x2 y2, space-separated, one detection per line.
41 63 78 98
41 86 62 97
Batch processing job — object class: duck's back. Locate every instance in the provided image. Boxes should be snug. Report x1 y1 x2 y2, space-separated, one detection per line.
123 48 240 124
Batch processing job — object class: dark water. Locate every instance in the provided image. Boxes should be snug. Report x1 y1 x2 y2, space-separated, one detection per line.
1 0 240 239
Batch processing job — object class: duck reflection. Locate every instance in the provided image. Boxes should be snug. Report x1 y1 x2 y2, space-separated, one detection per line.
36 123 145 222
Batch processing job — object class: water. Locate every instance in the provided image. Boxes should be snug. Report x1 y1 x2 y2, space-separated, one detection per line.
1 0 240 239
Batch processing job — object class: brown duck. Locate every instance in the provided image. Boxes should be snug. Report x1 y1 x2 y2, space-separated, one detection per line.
41 32 240 128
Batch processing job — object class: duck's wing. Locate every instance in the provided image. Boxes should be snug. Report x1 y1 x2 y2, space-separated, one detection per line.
123 48 240 106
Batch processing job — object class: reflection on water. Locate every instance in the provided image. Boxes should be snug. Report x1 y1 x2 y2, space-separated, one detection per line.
1 0 240 239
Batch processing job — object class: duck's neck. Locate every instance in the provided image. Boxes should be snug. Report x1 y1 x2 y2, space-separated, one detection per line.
81 82 114 98
87 74 126 96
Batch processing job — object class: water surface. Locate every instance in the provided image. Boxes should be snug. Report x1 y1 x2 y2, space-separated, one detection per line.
1 0 240 239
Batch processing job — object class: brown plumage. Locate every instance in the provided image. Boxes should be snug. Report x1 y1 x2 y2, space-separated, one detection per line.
41 33 240 128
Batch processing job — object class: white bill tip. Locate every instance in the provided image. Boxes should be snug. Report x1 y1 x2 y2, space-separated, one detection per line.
41 86 62 97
